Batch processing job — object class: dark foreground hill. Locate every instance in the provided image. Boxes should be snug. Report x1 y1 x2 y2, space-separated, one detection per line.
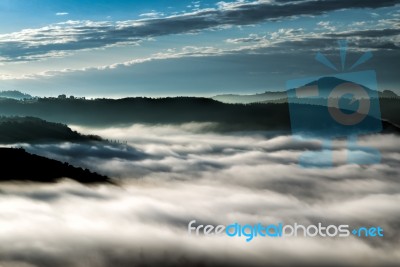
0 147 112 184
0 116 101 144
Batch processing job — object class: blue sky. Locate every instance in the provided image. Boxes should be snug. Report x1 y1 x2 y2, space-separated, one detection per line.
0 0 399 97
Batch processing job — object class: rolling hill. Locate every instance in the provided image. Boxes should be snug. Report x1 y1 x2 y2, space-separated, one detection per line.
0 147 112 184
0 116 101 144
0 90 33 100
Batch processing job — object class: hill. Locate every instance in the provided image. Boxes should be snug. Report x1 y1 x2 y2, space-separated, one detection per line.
212 77 399 104
0 96 398 133
0 97 292 131
0 147 112 184
0 116 101 144
0 90 33 100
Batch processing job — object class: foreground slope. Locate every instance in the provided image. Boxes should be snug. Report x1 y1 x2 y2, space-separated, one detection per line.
0 147 112 184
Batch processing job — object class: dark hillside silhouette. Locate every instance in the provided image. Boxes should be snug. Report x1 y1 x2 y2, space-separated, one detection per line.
0 96 398 132
0 116 101 143
0 148 112 184
0 97 292 131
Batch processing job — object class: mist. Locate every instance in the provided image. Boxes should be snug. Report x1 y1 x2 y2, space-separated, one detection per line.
1 123 399 267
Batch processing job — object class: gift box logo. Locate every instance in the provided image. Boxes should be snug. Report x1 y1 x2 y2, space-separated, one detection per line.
286 40 382 167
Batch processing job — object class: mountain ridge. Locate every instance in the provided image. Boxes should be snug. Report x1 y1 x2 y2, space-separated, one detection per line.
213 76 398 104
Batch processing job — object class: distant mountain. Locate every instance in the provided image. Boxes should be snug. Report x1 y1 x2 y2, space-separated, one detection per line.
0 95 398 133
380 90 399 98
212 77 398 104
296 77 397 100
0 116 101 144
0 90 33 100
0 147 112 184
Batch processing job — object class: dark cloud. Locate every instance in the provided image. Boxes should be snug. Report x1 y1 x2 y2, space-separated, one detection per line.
213 0 398 24
0 0 399 61
327 28 400 38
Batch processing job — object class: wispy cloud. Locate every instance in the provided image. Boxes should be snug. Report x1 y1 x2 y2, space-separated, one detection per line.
139 11 164 18
7 25 397 81
56 12 69 16
0 0 398 62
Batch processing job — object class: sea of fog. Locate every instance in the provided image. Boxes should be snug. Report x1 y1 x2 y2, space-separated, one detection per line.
0 123 399 267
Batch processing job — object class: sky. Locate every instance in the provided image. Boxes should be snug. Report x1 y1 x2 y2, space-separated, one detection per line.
0 0 399 97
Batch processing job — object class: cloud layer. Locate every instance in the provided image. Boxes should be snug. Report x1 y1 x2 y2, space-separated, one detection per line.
1 124 400 266
0 0 398 62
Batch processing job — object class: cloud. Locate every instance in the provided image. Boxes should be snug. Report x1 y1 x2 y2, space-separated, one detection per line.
5 23 398 97
56 12 69 16
139 12 164 18
327 28 400 38
224 26 400 52
226 33 269 44
2 39 398 97
5 23 398 83
0 0 398 62
317 21 336 31
1 124 400 266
